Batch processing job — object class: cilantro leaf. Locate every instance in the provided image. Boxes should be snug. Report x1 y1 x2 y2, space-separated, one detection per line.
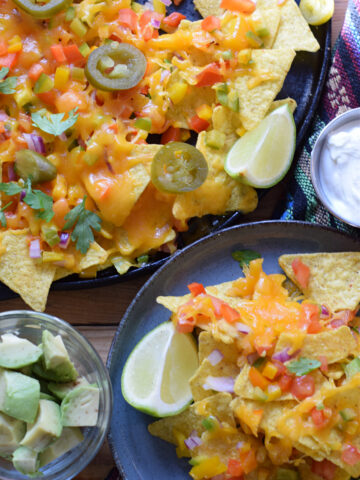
232 249 261 268
0 182 23 196
0 68 9 81
31 108 78 136
0 201 13 228
63 197 101 254
287 357 321 376
0 76 18 94
23 179 54 223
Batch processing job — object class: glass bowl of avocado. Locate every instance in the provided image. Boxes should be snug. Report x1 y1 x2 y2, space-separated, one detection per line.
0 310 113 480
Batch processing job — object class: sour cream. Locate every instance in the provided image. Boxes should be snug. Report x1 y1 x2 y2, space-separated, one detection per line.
319 121 360 225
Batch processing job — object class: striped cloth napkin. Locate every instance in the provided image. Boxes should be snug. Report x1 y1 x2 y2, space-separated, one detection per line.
281 0 360 234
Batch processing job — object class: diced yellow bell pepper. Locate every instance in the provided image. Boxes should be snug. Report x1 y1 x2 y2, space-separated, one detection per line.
8 35 22 53
196 104 212 121
52 173 68 201
153 0 166 14
266 384 282 401
173 429 191 458
345 420 359 435
54 66 70 90
189 456 227 480
262 362 278 380
42 252 65 263
14 82 36 107
236 126 247 137
168 82 188 105
238 49 252 65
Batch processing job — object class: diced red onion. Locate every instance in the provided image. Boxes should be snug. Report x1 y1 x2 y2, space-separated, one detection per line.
272 348 300 363
330 318 346 329
77 137 86 150
7 164 16 182
320 305 330 318
23 133 46 155
0 111 9 122
160 0 171 5
151 18 161 28
59 232 70 249
247 352 259 365
29 239 41 259
144 1 154 9
184 431 202 450
20 190 26 201
236 322 251 334
207 349 223 366
59 132 67 141
203 376 234 393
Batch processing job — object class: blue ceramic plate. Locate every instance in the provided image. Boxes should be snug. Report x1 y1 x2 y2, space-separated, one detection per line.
107 220 358 480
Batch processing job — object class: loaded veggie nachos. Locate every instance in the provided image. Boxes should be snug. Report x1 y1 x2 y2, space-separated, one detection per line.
132 252 360 480
0 0 319 310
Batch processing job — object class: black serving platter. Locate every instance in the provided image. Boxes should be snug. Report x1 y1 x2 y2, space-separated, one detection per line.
0 4 332 299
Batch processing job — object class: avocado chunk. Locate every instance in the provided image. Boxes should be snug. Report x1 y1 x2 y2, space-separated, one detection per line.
48 377 89 400
21 399 62 452
32 359 78 383
40 392 57 402
0 412 26 458
61 385 100 427
0 369 40 423
0 333 42 369
42 330 71 370
13 446 40 476
39 427 84 467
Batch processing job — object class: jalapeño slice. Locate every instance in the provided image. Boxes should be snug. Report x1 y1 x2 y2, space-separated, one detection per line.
85 43 147 91
151 142 208 194
12 0 69 18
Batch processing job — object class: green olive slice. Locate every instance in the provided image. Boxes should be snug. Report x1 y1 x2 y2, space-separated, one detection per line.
85 43 147 92
151 142 208 194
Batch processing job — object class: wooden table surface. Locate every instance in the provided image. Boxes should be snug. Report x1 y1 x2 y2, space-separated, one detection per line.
0 3 349 478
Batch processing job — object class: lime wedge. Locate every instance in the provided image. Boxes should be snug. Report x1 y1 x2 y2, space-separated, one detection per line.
225 105 296 189
299 0 334 25
121 322 199 417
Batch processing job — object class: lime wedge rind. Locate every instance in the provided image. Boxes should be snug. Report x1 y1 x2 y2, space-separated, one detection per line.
225 105 296 189
121 322 198 417
299 0 334 26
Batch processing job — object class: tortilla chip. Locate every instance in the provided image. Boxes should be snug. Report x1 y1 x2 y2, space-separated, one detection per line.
127 144 162 172
53 268 73 281
79 241 108 271
232 48 296 131
268 97 297 114
275 326 358 364
172 130 258 220
279 252 360 312
148 392 235 444
255 0 281 49
0 229 56 311
189 357 239 401
273 0 320 52
198 331 239 364
194 0 222 18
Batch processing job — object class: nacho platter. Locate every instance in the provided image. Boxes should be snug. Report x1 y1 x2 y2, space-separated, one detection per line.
0 0 331 307
107 220 360 480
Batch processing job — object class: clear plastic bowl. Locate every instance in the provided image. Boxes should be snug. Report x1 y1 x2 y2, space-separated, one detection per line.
0 310 113 480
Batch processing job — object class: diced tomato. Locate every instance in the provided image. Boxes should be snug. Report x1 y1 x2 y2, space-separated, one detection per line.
50 44 67 63
176 317 195 333
28 63 45 82
220 0 256 13
139 11 163 40
227 459 243 477
249 367 270 390
208 295 224 317
311 407 332 429
118 8 138 32
189 114 209 133
196 63 223 87
311 460 336 480
163 12 186 28
220 303 240 323
201 16 221 32
63 44 83 64
161 126 181 144
53 198 70 230
0 42 8 56
318 355 328 373
341 444 360 466
279 374 293 392
255 344 273 357
188 282 206 296
300 302 322 333
36 90 57 105
291 375 315 400
292 257 310 289
0 53 19 70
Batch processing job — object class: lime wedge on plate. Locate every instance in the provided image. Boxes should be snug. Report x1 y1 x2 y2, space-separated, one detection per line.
299 0 334 25
121 322 199 417
225 105 296 188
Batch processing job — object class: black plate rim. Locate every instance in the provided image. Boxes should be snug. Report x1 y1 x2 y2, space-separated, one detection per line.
106 219 358 479
0 20 332 300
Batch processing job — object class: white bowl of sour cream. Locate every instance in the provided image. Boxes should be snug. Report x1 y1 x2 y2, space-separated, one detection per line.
311 107 360 228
